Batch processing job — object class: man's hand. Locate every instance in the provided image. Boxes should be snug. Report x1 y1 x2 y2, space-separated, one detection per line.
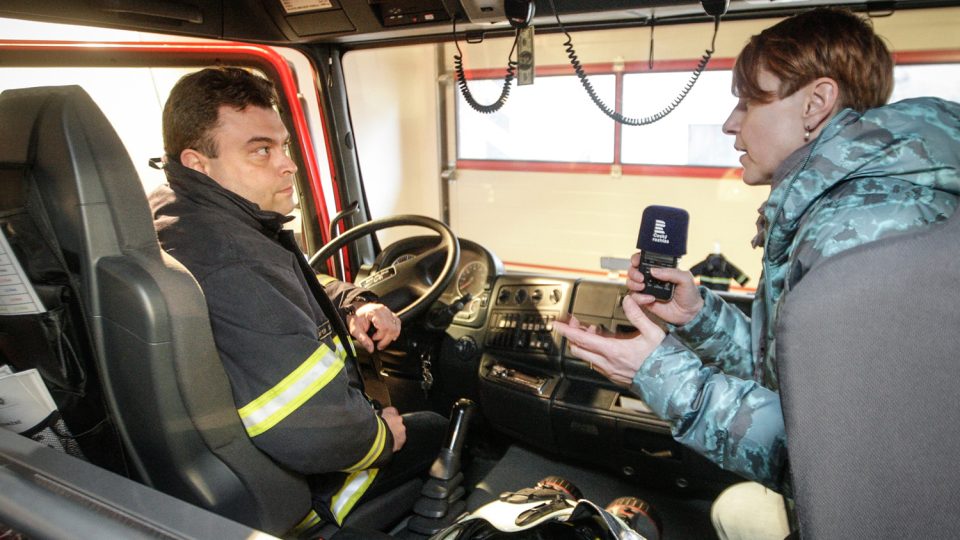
381 406 406 452
553 296 666 386
346 303 401 353
625 252 704 327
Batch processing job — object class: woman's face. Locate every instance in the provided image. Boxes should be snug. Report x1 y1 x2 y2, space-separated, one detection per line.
723 69 810 186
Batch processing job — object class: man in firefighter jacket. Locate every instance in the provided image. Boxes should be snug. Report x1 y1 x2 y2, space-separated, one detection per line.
149 67 445 527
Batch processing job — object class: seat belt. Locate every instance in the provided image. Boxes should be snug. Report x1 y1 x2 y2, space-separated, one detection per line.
277 229 371 394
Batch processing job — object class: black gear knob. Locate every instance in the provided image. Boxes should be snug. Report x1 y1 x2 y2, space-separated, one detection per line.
429 399 476 480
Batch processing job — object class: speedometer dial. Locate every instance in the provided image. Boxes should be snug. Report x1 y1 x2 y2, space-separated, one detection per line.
456 260 489 296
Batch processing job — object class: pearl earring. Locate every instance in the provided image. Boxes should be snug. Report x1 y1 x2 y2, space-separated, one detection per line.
804 125 811 142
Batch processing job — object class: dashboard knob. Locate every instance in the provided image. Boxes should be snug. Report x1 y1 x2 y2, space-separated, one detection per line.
550 288 562 304
531 289 543 304
454 336 478 359
515 288 528 304
497 288 512 305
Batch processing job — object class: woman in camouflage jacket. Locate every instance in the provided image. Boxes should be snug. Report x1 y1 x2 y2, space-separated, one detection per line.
555 7 960 534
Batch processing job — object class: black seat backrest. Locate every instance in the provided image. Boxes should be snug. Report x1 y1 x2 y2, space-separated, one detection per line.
0 85 310 535
777 210 960 538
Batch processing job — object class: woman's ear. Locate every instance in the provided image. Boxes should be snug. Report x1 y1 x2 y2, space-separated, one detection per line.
803 77 840 134
179 149 208 175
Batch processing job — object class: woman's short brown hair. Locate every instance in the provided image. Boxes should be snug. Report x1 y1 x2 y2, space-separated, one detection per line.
733 7 893 112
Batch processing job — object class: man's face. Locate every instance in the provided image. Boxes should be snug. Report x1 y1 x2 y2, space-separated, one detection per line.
192 105 298 215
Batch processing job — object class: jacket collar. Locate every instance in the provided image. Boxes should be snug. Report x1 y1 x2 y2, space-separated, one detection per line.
762 97 960 265
162 159 293 236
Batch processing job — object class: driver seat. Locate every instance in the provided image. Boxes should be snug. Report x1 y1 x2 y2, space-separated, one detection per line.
0 85 415 537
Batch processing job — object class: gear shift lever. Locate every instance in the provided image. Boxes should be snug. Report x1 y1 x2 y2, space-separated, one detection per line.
407 399 476 535
431 398 476 480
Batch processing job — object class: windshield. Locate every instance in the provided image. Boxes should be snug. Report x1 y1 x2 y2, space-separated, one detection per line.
343 9 960 287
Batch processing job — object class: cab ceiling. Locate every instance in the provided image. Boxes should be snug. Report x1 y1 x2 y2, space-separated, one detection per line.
0 0 957 47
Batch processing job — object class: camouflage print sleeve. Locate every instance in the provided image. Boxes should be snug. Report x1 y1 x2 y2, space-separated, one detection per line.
632 336 787 490
670 287 756 379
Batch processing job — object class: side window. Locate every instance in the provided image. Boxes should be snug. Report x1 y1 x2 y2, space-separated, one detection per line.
0 64 190 194
458 70 740 168
457 63 960 169
890 63 960 102
620 71 738 167
449 63 765 286
458 75 615 163
0 18 186 194
0 17 333 247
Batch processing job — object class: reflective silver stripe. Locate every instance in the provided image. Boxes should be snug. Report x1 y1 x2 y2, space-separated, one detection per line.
331 468 379 524
238 337 347 437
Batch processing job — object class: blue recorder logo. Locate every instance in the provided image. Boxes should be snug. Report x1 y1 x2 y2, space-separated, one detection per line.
636 206 689 301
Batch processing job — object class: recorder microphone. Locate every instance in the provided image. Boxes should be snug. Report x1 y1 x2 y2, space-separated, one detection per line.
636 206 689 301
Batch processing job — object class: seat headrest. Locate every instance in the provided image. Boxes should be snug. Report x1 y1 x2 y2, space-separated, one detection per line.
0 86 88 166
0 85 159 252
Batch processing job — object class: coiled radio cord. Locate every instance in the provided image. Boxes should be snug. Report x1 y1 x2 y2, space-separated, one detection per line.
549 0 721 126
453 17 519 114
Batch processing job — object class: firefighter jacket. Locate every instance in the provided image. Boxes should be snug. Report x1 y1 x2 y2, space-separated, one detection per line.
631 97 960 491
149 160 392 522
689 253 749 291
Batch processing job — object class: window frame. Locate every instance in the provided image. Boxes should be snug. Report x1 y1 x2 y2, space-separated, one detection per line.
455 50 960 179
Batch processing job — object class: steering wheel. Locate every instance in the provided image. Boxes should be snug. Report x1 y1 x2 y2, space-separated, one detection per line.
308 215 460 321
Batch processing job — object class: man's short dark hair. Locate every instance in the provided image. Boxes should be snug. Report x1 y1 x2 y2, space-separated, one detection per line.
163 67 280 164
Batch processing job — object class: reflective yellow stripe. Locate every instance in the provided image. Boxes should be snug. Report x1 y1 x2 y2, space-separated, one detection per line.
699 275 731 284
288 509 322 536
343 416 387 472
238 337 348 437
331 469 379 525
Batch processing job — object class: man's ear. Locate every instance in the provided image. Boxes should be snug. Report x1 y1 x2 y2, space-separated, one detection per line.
803 77 840 133
180 149 208 175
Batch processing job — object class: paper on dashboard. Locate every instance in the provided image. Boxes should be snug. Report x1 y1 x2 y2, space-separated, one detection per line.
0 368 57 434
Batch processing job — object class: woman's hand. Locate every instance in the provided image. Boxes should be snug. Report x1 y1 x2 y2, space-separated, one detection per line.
553 296 666 386
347 303 401 352
626 252 704 327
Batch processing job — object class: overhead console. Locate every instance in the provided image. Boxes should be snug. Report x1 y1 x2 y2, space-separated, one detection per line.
234 0 722 44
368 0 451 27
258 0 461 41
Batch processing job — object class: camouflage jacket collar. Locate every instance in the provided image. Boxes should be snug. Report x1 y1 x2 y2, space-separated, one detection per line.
761 107 855 266
762 97 960 267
